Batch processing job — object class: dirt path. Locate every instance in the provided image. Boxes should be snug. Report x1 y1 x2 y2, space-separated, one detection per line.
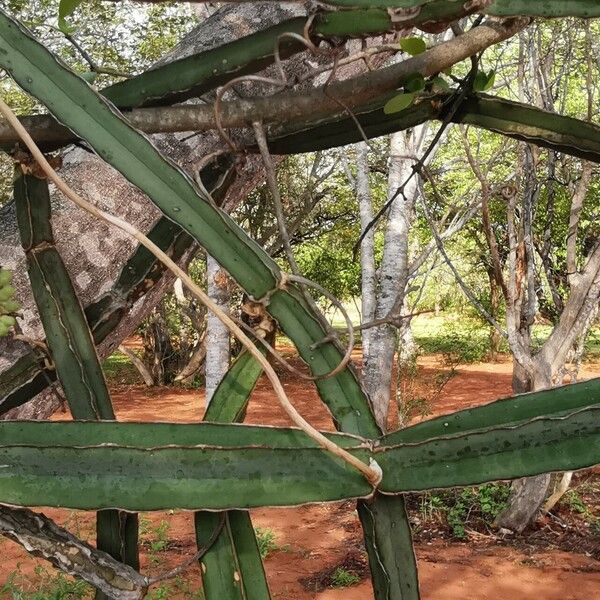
2 355 599 598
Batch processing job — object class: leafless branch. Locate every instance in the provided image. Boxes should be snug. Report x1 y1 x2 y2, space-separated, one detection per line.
0 18 529 148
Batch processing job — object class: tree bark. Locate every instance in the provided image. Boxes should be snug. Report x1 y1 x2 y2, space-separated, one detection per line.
355 142 377 358
118 345 155 386
204 255 230 404
362 131 421 429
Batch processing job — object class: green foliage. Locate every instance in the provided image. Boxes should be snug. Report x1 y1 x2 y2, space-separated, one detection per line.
383 73 426 114
399 36 426 56
413 315 500 363
329 567 361 588
0 268 19 337
101 351 141 385
559 490 590 516
0 564 92 599
146 576 204 600
254 527 278 559
58 0 83 33
417 484 511 539
473 69 496 92
141 518 171 563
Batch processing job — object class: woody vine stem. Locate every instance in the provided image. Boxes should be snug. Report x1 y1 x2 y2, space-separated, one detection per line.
0 96 382 487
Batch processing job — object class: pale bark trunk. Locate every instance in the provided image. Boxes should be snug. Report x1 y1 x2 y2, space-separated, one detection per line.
204 255 230 404
362 131 421 429
118 345 155 386
355 142 376 359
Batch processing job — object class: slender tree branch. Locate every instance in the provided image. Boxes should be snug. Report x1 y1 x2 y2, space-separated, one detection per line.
420 169 507 336
0 18 529 148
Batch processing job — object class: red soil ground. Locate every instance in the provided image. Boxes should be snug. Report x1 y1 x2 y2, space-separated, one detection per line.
1 352 599 599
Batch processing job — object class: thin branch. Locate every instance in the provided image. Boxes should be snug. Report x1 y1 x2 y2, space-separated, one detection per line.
420 168 507 337
0 18 529 148
63 31 132 79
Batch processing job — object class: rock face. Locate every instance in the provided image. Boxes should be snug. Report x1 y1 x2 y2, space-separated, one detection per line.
0 3 305 419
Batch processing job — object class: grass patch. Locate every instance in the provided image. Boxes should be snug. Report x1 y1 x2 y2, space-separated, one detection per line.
102 350 142 385
1 564 92 599
411 483 511 539
255 527 280 559
329 567 360 588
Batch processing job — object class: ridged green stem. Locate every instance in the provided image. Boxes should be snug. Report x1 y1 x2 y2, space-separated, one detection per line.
0 155 234 416
0 390 598 509
13 169 139 596
196 349 271 600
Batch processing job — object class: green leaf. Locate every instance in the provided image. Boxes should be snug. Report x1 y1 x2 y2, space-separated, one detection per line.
1 399 599 511
204 350 264 424
429 75 450 92
384 92 415 115
58 0 83 34
399 37 426 56
473 70 496 92
404 73 426 93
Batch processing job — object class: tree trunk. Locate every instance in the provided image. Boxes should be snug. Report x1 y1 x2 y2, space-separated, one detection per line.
0 2 305 420
488 273 502 360
355 142 376 359
204 255 230 404
494 473 552 533
496 359 554 533
362 131 420 429
118 345 154 386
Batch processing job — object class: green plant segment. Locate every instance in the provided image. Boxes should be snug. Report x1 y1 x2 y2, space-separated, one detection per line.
268 92 600 162
13 170 114 421
195 349 271 600
101 4 477 110
13 168 139 597
240 0 600 17
1 4 600 600
1 390 598 509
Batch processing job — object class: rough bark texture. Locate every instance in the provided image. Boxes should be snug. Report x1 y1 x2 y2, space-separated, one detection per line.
0 2 304 420
204 255 231 403
362 131 422 430
0 506 147 599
